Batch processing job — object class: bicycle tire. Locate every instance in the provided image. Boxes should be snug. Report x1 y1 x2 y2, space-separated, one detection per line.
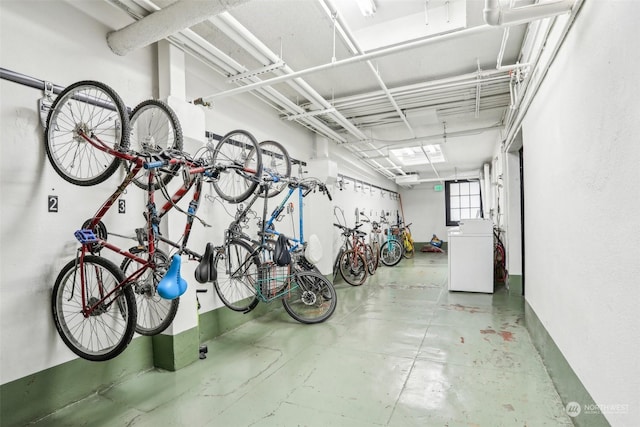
45 80 130 186
339 249 367 286
51 255 136 361
251 140 291 198
127 99 183 190
372 241 381 270
364 243 378 275
403 238 415 259
402 228 415 259
120 248 179 336
282 270 337 324
213 239 260 312
211 130 262 203
380 240 403 267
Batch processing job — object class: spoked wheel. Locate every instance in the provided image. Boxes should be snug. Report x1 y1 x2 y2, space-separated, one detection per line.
51 255 136 361
45 80 130 186
127 99 183 190
371 241 381 270
120 248 179 336
364 243 378 275
339 249 368 286
210 130 262 203
250 140 291 198
403 238 415 259
282 270 337 324
213 239 260 312
380 240 403 267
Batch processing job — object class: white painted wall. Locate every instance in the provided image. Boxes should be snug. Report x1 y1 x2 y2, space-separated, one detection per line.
0 0 155 385
399 187 447 244
521 1 640 425
0 0 398 384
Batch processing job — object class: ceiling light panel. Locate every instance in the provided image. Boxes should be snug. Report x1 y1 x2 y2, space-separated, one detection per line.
389 144 445 166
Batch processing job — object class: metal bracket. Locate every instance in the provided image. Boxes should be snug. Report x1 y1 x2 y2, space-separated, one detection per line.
38 81 55 128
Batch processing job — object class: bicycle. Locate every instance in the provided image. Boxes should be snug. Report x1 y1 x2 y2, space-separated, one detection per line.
493 227 508 285
49 124 261 361
332 223 369 286
399 221 415 259
358 211 381 272
212 177 336 323
379 216 403 267
119 132 263 335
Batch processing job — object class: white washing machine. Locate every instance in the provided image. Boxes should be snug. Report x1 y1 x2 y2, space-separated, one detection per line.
448 219 494 293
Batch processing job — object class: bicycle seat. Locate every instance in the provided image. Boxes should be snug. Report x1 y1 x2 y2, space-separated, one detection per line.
157 254 188 300
195 242 216 284
356 231 367 238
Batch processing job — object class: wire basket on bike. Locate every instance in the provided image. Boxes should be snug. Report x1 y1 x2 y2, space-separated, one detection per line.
257 262 292 301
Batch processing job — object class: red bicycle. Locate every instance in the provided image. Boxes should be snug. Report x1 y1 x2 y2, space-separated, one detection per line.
45 81 263 360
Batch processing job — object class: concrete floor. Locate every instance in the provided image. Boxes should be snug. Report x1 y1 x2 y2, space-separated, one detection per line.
32 251 573 426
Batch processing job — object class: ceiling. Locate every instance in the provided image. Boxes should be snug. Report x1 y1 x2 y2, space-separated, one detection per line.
89 0 575 187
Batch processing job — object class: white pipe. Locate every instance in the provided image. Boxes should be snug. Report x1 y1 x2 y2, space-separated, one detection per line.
484 0 574 27
107 0 251 56
199 25 494 101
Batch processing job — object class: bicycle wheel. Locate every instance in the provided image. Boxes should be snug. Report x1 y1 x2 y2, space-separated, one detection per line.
213 239 260 312
282 270 337 324
494 243 508 283
120 248 179 336
402 235 415 259
380 240 403 267
364 243 378 275
339 249 367 286
127 99 183 190
251 140 291 198
51 255 136 361
210 130 262 203
45 80 130 186
372 240 381 270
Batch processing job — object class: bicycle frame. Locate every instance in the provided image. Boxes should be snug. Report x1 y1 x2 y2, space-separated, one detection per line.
263 182 308 252
73 131 181 317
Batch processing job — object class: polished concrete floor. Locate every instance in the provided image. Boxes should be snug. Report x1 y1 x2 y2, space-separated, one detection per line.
33 251 573 426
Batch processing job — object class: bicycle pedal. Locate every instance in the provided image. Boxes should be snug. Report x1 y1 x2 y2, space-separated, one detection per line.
74 229 98 244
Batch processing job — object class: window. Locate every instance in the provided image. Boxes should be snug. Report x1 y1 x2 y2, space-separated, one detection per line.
445 180 483 226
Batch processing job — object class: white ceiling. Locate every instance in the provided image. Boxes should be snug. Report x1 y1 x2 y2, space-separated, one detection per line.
83 0 573 187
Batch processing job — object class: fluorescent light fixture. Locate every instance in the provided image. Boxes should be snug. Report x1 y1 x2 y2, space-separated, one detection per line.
389 144 445 166
355 0 376 17
395 174 419 184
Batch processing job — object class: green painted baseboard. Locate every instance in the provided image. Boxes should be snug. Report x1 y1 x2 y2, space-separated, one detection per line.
152 327 200 371
198 299 278 343
0 337 154 427
524 301 610 427
0 302 277 426
508 274 523 295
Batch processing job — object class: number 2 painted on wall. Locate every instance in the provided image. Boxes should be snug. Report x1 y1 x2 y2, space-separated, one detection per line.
48 195 58 213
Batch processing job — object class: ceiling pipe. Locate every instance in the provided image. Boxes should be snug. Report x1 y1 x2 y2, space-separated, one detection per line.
107 0 251 56
483 0 574 27
197 24 494 102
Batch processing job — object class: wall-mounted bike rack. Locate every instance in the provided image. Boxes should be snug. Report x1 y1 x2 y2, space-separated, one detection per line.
337 173 399 200
1 66 307 168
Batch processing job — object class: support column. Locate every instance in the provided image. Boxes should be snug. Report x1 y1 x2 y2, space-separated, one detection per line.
153 41 206 371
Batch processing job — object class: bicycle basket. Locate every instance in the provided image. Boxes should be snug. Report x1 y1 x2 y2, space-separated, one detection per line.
258 262 292 301
384 227 400 236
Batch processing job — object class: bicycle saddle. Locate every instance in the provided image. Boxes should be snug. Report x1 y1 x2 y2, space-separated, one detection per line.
157 254 188 300
195 242 216 284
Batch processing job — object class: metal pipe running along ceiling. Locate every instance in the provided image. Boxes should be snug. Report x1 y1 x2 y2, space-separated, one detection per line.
107 0 251 56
